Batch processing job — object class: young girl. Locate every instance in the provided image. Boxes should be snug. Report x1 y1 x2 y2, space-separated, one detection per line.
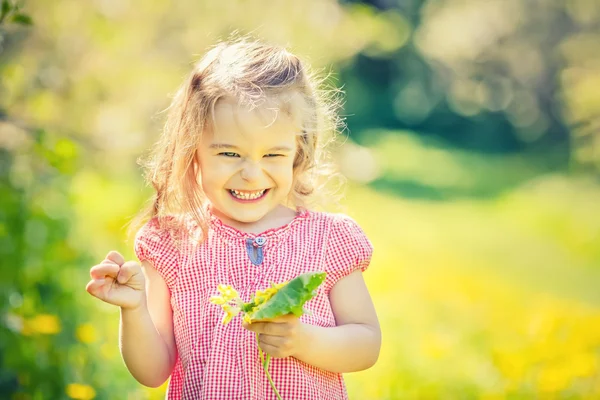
86 37 381 400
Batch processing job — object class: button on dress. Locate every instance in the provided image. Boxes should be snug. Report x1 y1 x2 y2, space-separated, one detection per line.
134 206 373 400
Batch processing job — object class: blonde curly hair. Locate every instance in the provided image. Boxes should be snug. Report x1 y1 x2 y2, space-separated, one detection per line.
130 36 346 242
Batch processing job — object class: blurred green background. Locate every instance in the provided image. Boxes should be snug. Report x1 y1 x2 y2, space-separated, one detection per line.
1 0 599 399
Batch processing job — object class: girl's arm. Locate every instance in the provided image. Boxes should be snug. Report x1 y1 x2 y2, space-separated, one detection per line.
292 269 381 373
120 260 177 387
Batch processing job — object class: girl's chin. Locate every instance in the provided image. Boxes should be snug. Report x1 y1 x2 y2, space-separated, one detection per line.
221 203 279 222
221 209 271 225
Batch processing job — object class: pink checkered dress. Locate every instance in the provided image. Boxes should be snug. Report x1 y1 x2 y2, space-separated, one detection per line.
134 207 373 400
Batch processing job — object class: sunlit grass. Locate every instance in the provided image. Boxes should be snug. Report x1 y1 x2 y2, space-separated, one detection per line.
343 177 600 399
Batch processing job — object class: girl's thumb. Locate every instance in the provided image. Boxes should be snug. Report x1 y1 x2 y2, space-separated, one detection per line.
117 270 129 284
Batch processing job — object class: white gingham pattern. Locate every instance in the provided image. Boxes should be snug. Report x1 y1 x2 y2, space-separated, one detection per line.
134 207 373 400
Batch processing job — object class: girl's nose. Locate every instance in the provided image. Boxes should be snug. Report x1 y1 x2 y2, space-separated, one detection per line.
240 161 261 182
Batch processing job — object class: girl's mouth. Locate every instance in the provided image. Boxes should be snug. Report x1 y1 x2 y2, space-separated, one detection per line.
227 188 270 203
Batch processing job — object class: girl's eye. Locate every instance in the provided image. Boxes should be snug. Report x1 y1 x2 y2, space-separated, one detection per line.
264 154 284 158
219 152 240 158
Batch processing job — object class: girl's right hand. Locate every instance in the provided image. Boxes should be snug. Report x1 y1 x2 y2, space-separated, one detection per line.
86 250 146 310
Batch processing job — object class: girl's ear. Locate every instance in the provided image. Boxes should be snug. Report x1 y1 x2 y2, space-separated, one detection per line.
192 150 202 180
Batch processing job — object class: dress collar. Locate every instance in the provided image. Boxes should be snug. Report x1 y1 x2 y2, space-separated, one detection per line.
206 205 311 246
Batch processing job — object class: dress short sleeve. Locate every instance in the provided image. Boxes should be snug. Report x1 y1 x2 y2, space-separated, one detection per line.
324 214 373 291
134 217 181 290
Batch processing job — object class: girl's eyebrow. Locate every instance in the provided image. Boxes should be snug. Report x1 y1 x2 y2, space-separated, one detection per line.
209 143 294 152
209 143 237 149
268 146 294 152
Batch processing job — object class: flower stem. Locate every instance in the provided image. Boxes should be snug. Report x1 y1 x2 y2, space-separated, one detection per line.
264 355 283 400
256 332 264 364
255 333 282 400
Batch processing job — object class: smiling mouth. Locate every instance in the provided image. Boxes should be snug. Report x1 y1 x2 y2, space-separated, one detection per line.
227 189 270 201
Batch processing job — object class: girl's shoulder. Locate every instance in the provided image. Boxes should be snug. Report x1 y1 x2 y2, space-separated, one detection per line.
305 210 373 289
304 209 369 237
134 215 193 289
303 209 372 254
135 215 172 239
136 214 199 243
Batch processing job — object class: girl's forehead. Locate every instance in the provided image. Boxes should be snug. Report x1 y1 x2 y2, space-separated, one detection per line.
206 95 303 145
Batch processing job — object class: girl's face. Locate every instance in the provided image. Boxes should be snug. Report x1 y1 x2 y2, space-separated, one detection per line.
196 96 299 226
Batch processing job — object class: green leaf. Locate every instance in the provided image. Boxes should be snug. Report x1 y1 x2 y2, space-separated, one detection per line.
11 13 32 25
247 272 326 321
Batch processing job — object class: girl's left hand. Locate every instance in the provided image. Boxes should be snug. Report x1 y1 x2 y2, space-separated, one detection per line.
242 314 307 358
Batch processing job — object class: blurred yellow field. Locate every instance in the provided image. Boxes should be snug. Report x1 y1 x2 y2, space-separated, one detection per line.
340 180 600 399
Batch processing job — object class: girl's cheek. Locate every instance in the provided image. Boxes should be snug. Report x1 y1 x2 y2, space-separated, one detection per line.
211 162 237 175
269 161 294 173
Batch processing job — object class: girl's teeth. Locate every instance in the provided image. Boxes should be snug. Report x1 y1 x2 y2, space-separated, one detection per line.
230 189 266 200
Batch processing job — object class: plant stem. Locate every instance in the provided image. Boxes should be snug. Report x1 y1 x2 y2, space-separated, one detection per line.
264 355 282 400
255 333 282 400
256 332 264 364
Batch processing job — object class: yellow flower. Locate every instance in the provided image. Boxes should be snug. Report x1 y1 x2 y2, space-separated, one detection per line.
222 312 234 325
252 283 285 306
66 383 96 399
217 284 239 301
270 281 286 290
243 314 252 324
220 304 241 325
209 296 226 305
27 314 61 335
253 290 268 305
210 284 244 325
75 323 97 344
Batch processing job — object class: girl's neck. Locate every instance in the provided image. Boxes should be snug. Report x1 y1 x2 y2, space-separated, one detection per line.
209 204 299 234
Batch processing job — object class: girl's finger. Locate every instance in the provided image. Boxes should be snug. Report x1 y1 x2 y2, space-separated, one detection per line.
116 261 141 284
245 322 286 336
276 314 298 321
258 333 283 348
90 263 119 280
105 250 125 266
85 278 106 294
258 342 284 358
242 321 260 333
